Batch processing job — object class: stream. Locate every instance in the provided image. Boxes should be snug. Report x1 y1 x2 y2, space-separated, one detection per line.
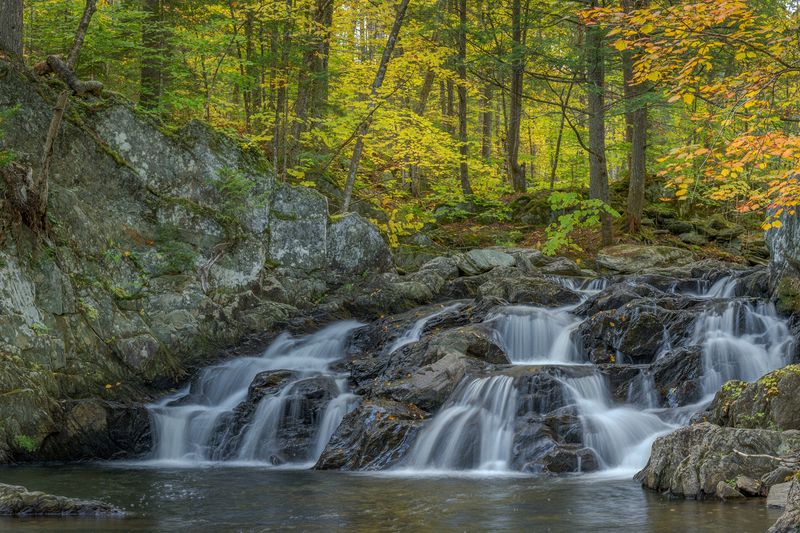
0 271 793 531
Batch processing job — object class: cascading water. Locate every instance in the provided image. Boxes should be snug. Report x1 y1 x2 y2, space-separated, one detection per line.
387 302 464 353
559 373 675 471
489 306 583 364
692 300 794 395
405 376 517 471
147 321 362 465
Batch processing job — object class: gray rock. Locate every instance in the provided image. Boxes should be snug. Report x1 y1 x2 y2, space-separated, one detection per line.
454 248 516 275
268 184 329 271
596 244 694 274
769 481 800 533
327 213 393 278
736 475 764 496
637 422 800 498
0 483 123 516
769 482 794 508
716 481 745 500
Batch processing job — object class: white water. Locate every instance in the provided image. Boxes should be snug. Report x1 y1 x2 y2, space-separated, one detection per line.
559 373 675 472
387 303 464 353
147 321 362 465
405 376 517 471
490 305 583 364
691 300 793 395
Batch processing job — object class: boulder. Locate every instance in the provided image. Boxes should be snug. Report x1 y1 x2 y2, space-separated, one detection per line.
454 249 516 275
768 481 794 508
327 213 394 279
315 399 425 470
735 475 764 496
769 481 800 533
705 365 800 431
268 184 329 272
636 422 800 498
596 245 694 274
0 483 123 516
716 481 745 500
477 276 581 307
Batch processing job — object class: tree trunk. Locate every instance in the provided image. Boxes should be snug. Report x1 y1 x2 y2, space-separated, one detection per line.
550 81 573 189
140 0 165 111
622 0 648 233
245 9 263 129
410 68 436 197
0 0 23 59
456 0 472 196
341 0 411 214
586 4 612 245
481 84 493 161
507 0 526 192
294 0 333 139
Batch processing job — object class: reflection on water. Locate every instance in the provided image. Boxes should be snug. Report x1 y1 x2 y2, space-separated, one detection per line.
0 465 779 532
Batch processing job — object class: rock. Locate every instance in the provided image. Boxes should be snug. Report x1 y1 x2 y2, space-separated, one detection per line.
575 281 664 316
315 399 425 470
0 483 124 516
636 422 800 498
679 232 708 246
716 481 745 500
268 184 329 272
327 213 394 279
664 219 695 235
596 245 694 274
769 481 800 533
768 481 794 508
477 276 582 307
705 365 800 431
454 249 516 275
736 475 764 496
764 468 798 488
650 347 704 407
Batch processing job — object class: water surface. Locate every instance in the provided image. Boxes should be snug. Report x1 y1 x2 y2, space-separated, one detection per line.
0 465 780 532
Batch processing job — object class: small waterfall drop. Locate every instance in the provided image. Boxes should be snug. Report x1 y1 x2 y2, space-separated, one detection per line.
559 373 675 471
405 376 517 471
490 306 583 364
692 300 794 395
147 321 362 465
387 302 464 353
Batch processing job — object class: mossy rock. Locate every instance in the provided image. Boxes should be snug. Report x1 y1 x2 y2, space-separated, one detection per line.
776 275 800 314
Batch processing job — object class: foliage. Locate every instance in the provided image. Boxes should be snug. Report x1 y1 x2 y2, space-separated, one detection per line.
0 106 19 168
543 192 620 256
13 434 36 453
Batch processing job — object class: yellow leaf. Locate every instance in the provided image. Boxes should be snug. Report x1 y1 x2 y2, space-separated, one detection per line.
613 40 628 51
675 189 688 197
682 93 695 105
772 220 783 228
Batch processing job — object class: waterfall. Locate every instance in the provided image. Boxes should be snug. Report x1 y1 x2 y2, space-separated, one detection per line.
147 321 361 465
405 376 517 471
559 373 675 471
691 300 794 395
387 302 464 353
490 306 583 364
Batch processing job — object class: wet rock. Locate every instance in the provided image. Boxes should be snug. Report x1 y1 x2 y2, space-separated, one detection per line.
596 245 694 274
637 422 800 498
650 347 704 407
575 282 664 316
0 483 124 516
768 480 800 533
315 399 425 470
477 276 581 307
716 481 745 500
705 365 800 430
763 467 797 488
37 400 152 461
680 232 708 246
768 481 793 508
539 446 599 474
735 475 764 496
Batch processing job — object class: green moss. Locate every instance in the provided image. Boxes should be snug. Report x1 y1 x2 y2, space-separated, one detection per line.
776 275 800 314
13 434 36 453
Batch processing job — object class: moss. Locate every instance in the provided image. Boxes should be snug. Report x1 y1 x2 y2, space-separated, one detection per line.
13 434 37 453
776 275 800 314
271 210 298 222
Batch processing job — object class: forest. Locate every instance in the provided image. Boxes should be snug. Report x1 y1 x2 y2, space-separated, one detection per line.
4 0 799 254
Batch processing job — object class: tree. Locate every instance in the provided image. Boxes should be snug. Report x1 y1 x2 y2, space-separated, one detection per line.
140 0 167 111
295 0 334 135
507 0 526 192
620 0 647 233
341 0 411 214
1 0 99 232
456 0 472 196
0 0 23 59
585 1 612 245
